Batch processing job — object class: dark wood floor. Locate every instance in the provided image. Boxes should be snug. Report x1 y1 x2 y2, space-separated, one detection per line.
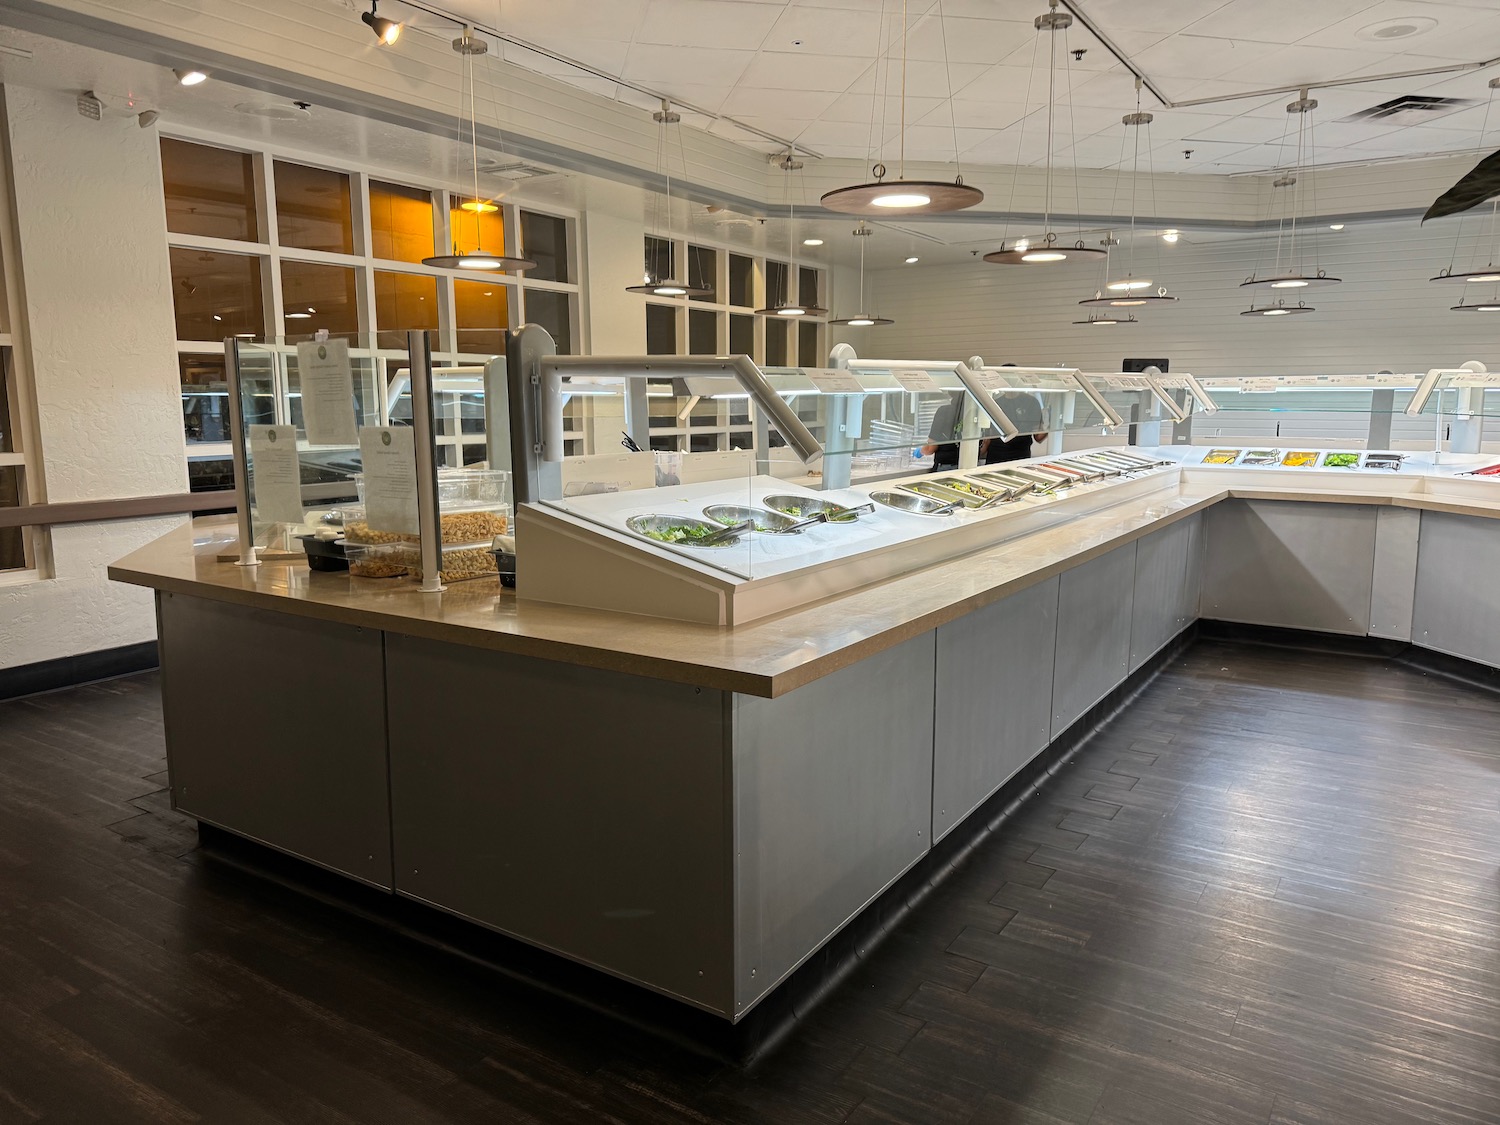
1 640 1498 1124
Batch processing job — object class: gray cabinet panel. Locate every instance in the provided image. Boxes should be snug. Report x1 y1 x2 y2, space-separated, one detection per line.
1201 500 1377 635
157 593 392 888
1371 506 1420 641
1130 515 1200 672
385 635 734 1015
1413 510 1500 668
933 577 1058 843
732 632 934 1018
1053 544 1137 737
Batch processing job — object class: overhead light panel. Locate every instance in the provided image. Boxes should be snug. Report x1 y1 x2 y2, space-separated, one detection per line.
174 68 208 86
362 1 402 45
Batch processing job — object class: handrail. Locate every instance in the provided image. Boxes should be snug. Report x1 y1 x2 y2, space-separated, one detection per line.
0 491 236 530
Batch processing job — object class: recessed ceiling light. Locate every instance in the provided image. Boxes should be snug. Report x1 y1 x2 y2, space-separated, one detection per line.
1329 223 1345 230
803 238 824 246
212 314 223 321
905 256 919 264
1355 17 1437 42
1161 230 1179 243
174 68 208 86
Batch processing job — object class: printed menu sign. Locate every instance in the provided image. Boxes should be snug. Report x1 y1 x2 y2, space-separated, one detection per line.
892 369 939 393
359 426 419 535
296 339 357 446
248 425 304 525
804 368 866 394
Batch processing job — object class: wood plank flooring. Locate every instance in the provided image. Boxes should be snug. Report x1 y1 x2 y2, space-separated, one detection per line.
1 640 1498 1123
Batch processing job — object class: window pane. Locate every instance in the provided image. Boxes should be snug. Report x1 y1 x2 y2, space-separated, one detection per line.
767 261 789 307
169 248 264 341
646 303 676 355
765 318 788 366
370 180 434 264
280 260 359 339
729 312 753 356
644 235 674 284
448 202 506 258
160 138 258 242
520 211 569 283
687 245 718 302
728 254 754 307
179 354 237 445
454 280 509 356
688 308 717 355
526 290 573 355
0 466 23 571
799 320 820 366
374 271 438 350
799 266 819 308
0 352 13 453
274 161 354 253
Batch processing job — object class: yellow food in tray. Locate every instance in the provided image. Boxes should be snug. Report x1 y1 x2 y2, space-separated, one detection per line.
1203 449 1241 465
1281 451 1318 467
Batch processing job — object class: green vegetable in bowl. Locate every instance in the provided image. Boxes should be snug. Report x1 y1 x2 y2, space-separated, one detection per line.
643 524 716 543
783 506 802 517
1323 453 1360 468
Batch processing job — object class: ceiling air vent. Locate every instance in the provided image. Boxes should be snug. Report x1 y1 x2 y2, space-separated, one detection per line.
475 157 560 181
1339 95 1478 126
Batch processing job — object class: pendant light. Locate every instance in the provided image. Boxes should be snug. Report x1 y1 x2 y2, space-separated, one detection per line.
423 29 536 272
1239 90 1340 295
1433 79 1500 307
1241 301 1314 317
625 101 714 297
830 223 894 326
986 2 1106 266
1080 83 1178 309
757 155 828 317
820 0 982 217
1073 313 1139 326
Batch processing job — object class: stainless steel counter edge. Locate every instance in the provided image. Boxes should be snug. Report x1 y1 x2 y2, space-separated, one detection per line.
107 478 1500 697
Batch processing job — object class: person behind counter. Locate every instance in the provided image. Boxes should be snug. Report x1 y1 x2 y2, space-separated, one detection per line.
921 383 1049 471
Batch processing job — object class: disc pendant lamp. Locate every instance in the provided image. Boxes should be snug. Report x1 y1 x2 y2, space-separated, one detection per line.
986 2 1105 266
423 29 535 272
830 224 894 326
820 0 982 217
1080 84 1178 309
625 101 713 297
1433 78 1500 310
757 155 828 317
1240 90 1339 308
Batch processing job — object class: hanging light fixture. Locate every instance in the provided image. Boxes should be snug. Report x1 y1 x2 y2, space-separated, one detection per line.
820 0 982 217
422 28 536 272
360 1 402 45
1432 79 1500 307
1241 301 1314 317
1239 90 1340 294
757 155 829 317
1080 83 1178 309
625 100 714 297
1073 313 1139 325
830 223 895 326
986 2 1106 266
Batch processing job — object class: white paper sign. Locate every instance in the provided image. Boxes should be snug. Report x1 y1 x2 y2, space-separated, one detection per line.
359 426 419 536
972 370 1009 392
249 425 305 525
296 339 358 446
805 368 866 394
892 369 939 393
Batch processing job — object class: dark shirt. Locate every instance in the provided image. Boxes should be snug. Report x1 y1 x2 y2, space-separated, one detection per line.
927 391 1046 471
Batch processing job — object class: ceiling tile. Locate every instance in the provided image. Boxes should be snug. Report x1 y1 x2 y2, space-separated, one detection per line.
720 87 842 120
915 99 1032 131
1296 0 1494 52
496 0 650 44
1079 0 1234 36
1218 43 1399 88
737 51 872 91
1129 34 1282 82
902 15 1037 66
1180 0 1380 45
636 0 783 49
764 5 884 57
821 91 946 124
620 43 755 86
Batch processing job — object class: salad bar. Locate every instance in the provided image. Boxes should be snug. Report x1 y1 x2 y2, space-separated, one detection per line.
1197 448 1406 471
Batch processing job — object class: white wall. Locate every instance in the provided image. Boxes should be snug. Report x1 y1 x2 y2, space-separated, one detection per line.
854 218 1500 376
0 83 186 671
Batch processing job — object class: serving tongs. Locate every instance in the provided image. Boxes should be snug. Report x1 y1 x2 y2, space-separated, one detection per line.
696 519 755 546
780 511 832 532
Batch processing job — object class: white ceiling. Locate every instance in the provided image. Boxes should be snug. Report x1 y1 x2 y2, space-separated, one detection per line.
423 0 1500 174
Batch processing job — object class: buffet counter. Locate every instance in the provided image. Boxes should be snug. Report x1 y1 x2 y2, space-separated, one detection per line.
108 449 1500 1024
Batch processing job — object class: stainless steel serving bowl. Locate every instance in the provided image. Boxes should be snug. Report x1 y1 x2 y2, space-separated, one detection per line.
761 494 864 523
625 513 741 547
702 504 804 534
871 490 956 516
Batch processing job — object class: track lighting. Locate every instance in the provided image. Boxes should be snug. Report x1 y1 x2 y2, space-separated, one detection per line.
174 68 208 86
361 1 402 46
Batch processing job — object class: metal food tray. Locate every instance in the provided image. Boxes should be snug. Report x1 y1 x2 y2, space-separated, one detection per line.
905 476 1010 509
1240 449 1281 466
871 490 956 516
1045 460 1106 482
625 513 742 547
970 470 1037 496
1006 466 1075 489
760 494 865 523
702 504 804 534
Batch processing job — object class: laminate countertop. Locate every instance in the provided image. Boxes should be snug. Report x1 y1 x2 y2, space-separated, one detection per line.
108 471 1500 697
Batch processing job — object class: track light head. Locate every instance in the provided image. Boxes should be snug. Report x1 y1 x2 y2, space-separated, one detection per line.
362 2 402 45
173 68 208 86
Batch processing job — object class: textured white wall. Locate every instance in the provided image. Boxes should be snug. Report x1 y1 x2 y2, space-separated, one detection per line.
0 83 186 671
852 217 1500 377
580 180 650 354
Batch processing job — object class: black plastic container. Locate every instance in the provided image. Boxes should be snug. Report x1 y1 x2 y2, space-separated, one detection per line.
297 534 350 573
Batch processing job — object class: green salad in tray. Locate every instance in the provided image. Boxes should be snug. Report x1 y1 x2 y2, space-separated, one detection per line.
643 524 718 544
1322 452 1360 468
